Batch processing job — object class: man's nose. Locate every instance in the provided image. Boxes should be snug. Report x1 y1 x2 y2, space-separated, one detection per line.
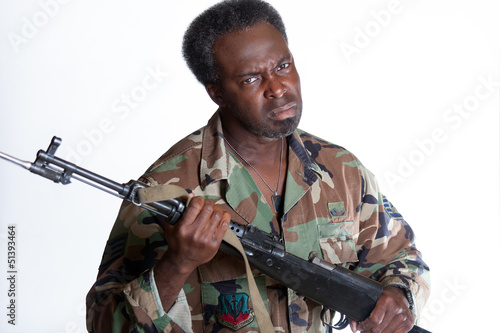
264 77 286 99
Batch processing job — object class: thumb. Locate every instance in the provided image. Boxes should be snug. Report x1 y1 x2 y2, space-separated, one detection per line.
350 320 359 332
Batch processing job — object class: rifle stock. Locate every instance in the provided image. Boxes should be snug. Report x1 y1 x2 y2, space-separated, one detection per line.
0 136 430 333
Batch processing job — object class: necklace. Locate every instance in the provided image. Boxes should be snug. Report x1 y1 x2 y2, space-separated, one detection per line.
222 135 284 213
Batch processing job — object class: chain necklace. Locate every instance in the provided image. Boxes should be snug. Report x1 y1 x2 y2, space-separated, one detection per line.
222 135 284 213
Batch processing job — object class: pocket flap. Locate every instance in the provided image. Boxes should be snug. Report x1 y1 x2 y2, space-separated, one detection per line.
318 221 358 264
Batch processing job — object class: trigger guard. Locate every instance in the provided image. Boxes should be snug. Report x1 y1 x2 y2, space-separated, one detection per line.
321 307 350 331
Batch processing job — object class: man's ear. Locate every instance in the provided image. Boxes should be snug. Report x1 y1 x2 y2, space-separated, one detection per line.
206 84 226 107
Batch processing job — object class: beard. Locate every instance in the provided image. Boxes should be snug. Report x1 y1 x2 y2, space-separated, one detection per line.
245 115 301 139
230 100 303 139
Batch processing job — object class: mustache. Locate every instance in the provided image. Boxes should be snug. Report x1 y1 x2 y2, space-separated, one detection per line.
265 96 298 113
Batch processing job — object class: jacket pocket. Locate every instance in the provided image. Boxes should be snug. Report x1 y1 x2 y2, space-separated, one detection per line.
198 252 267 332
199 275 266 332
317 221 358 264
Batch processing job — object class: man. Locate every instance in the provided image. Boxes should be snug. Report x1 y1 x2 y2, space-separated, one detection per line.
86 1 430 332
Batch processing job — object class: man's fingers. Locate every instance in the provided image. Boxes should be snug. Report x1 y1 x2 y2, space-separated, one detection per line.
216 211 231 238
381 309 412 333
357 307 386 331
202 205 230 245
197 198 216 225
174 197 229 242
176 196 205 227
355 286 415 333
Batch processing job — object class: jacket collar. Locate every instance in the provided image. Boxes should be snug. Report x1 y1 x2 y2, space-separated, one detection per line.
200 111 322 188
200 111 323 229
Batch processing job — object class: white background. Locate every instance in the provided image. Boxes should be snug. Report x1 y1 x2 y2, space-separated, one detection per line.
0 0 498 332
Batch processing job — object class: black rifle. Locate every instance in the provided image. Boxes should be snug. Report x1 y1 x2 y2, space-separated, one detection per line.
0 136 430 333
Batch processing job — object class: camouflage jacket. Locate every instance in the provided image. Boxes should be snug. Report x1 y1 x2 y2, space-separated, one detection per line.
86 111 430 333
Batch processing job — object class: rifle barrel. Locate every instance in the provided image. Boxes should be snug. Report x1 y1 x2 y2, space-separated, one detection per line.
0 151 32 170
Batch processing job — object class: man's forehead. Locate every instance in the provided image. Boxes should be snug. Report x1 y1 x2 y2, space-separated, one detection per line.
214 22 291 73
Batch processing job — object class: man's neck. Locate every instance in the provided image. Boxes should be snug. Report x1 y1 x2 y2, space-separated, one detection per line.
222 127 285 169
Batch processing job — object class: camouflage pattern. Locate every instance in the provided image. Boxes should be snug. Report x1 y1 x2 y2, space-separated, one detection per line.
86 111 430 332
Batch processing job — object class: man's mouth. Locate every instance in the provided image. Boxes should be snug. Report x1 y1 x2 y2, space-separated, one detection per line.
269 102 296 121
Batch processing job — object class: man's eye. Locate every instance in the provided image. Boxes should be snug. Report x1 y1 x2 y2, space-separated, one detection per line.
243 77 258 84
278 63 291 71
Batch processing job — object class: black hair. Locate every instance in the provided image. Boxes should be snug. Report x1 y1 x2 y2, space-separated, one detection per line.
182 0 288 86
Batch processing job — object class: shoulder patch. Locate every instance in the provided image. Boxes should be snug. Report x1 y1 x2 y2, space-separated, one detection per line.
383 198 403 219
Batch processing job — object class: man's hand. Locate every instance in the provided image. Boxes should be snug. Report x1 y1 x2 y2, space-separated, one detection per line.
154 196 231 311
162 196 231 274
350 286 415 333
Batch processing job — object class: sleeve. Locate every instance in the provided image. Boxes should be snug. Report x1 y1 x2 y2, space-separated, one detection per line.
352 164 431 322
85 200 190 333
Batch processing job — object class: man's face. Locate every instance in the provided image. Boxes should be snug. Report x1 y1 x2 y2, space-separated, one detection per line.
209 22 302 139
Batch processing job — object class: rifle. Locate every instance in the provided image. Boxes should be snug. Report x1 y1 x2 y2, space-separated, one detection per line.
0 136 430 333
